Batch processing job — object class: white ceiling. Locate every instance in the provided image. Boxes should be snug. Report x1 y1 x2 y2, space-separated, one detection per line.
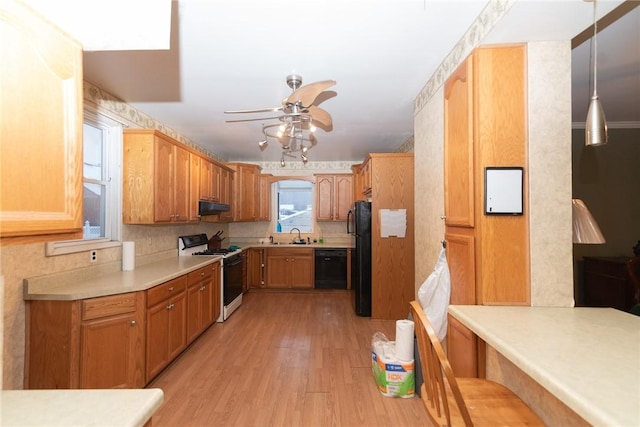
73 1 639 162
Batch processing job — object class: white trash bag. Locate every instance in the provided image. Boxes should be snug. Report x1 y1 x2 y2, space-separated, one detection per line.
417 247 451 341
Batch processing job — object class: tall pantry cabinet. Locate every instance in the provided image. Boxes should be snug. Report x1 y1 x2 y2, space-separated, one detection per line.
444 45 529 377
355 153 414 320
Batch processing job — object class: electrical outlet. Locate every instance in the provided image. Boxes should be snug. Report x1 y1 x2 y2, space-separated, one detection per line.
90 250 97 263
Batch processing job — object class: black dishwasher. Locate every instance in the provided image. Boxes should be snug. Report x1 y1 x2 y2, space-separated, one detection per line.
314 248 348 289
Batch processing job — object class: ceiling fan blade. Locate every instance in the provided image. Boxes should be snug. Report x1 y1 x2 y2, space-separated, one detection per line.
287 80 336 107
313 90 337 106
307 106 333 132
224 107 283 114
225 115 283 123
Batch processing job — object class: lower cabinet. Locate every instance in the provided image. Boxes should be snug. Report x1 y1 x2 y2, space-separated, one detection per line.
265 248 314 289
186 263 219 344
27 292 146 389
145 275 188 383
26 261 222 389
247 248 265 289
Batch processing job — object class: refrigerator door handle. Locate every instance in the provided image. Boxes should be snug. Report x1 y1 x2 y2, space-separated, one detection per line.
347 209 353 234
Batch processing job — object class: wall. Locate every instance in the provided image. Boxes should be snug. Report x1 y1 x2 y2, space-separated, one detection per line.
572 127 640 259
0 82 231 389
572 127 640 304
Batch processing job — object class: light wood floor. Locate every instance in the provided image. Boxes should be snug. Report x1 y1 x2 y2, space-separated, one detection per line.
148 290 428 426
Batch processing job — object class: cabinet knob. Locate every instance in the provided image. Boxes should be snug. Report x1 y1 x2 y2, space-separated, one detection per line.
168 286 174 291
166 304 172 310
200 272 205 277
130 320 136 326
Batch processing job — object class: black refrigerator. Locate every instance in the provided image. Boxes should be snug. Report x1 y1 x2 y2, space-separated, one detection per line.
347 201 372 316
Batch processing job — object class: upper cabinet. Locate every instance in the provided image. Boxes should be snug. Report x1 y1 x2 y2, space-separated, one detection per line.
123 130 193 224
226 163 262 222
315 174 353 221
1 1 83 243
124 129 233 224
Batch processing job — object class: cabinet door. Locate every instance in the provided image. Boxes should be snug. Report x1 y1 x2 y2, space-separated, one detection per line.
315 175 334 221
80 311 142 389
447 315 478 378
199 158 213 200
445 231 476 305
211 262 221 321
211 163 221 202
189 153 201 221
290 255 314 289
334 175 353 220
201 277 215 329
146 301 170 381
154 138 174 222
1 1 83 240
239 165 259 221
167 292 187 361
248 248 264 288
186 284 202 344
266 254 290 288
444 55 474 228
257 175 271 221
173 145 190 222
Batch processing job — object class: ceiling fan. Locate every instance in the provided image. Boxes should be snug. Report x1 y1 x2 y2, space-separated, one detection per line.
224 74 336 163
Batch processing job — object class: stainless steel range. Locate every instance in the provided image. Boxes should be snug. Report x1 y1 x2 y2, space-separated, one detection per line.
178 234 243 321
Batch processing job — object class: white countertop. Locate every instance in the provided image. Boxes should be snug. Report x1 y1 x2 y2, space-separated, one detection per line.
448 305 640 427
24 255 222 301
1 388 163 427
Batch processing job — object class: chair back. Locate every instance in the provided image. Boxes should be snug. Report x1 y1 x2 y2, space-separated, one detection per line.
410 300 472 426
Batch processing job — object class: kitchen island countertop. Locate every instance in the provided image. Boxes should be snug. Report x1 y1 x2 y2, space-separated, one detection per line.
448 305 640 427
1 388 163 427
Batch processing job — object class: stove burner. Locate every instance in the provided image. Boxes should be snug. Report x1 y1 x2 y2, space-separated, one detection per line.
192 249 230 256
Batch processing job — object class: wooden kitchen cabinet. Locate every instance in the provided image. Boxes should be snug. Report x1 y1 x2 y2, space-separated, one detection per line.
123 130 192 224
366 153 414 320
186 262 220 344
227 162 261 221
266 248 314 289
315 174 353 221
146 275 188 382
1 1 83 243
247 248 265 289
200 158 221 202
444 45 528 377
257 174 273 221
26 292 145 389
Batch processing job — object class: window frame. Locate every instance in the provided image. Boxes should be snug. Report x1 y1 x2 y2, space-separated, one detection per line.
273 178 314 234
45 106 123 256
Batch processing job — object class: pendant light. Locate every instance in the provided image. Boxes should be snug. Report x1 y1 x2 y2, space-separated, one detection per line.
585 0 608 147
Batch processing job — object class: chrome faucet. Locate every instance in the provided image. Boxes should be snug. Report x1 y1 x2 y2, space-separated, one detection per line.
290 227 301 242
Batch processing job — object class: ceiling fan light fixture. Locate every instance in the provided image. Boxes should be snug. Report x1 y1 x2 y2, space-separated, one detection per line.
301 153 308 164
585 0 608 147
258 140 268 151
309 123 316 133
280 155 285 167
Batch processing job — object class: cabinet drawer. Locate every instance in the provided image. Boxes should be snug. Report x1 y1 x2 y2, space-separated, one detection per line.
187 265 213 285
82 292 138 321
147 276 187 307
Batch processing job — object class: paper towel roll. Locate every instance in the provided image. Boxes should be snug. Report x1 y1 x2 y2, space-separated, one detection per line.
395 319 415 362
122 241 135 271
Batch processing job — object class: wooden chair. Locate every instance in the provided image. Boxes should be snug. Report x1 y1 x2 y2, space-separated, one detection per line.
409 301 544 426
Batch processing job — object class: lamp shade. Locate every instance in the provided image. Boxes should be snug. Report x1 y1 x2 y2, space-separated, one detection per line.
572 199 605 244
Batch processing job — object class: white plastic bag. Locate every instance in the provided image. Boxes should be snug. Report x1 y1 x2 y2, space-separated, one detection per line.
417 247 451 341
